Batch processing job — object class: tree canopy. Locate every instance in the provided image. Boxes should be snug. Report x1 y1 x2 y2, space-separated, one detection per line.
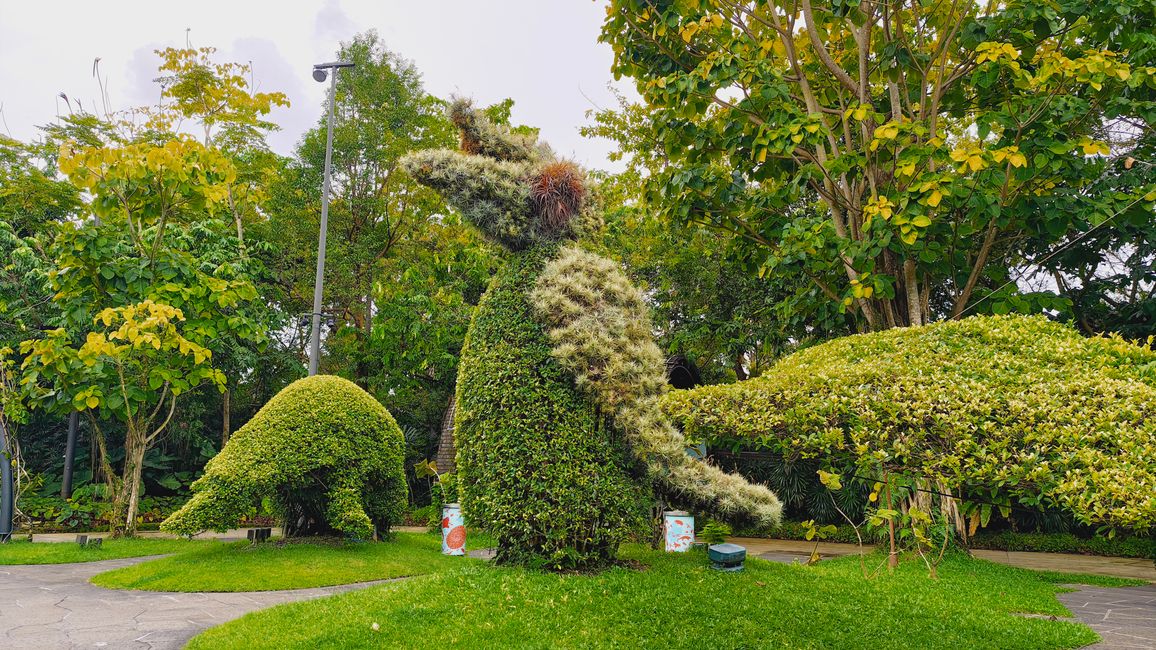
601 0 1156 331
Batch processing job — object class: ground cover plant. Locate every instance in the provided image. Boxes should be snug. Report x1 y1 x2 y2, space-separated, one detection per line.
162 375 407 540
0 537 209 565
664 315 1156 533
91 531 461 592
186 547 1135 649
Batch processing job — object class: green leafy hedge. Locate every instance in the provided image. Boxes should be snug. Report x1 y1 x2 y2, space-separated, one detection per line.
750 522 1153 560
162 375 407 540
968 531 1155 559
453 248 649 569
662 315 1156 532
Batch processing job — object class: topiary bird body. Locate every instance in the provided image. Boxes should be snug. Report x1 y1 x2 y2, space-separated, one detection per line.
402 100 781 568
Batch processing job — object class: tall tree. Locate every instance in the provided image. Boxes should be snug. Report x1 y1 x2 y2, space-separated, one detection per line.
19 134 262 535
601 0 1156 330
585 94 852 379
150 46 290 252
12 44 283 535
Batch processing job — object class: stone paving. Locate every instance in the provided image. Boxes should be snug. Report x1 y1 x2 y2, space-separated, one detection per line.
1059 584 1156 649
0 556 391 649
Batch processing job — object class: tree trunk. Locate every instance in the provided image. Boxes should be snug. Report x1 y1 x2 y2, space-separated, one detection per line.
733 355 749 381
222 388 231 447
904 260 922 327
112 424 148 537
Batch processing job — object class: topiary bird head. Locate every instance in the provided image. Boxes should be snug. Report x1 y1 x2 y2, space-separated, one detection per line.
402 98 597 252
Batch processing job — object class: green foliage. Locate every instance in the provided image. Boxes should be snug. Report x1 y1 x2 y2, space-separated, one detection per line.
256 32 498 443
532 244 782 526
715 452 871 525
151 46 290 150
969 531 1155 559
663 315 1156 532
0 135 82 240
17 489 187 532
162 375 407 541
453 249 649 569
600 1 1156 330
586 95 854 378
699 520 731 544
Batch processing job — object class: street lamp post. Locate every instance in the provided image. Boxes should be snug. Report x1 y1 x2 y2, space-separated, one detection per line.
307 60 355 376
1 419 14 542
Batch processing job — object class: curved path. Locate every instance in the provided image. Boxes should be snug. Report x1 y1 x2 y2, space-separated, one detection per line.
0 556 391 649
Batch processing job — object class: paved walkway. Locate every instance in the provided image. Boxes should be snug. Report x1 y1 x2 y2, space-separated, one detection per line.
0 556 391 649
1058 584 1156 649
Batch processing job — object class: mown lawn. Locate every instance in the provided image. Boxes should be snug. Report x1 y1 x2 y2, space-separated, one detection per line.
91 532 473 592
188 547 1136 650
0 537 209 564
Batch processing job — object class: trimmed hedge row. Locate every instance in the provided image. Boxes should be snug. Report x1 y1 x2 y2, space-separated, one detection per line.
163 375 407 540
968 531 1155 559
663 315 1156 532
754 522 1153 559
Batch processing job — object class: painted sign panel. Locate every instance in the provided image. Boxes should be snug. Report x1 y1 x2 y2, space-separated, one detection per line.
663 510 694 552
441 503 466 556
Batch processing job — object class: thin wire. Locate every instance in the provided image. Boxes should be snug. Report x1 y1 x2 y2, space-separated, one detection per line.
956 187 1151 318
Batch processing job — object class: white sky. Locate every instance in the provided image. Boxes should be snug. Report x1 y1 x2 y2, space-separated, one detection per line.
0 0 635 170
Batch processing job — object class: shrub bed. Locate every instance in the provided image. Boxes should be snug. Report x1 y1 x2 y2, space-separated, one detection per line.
663 315 1156 532
969 531 1155 559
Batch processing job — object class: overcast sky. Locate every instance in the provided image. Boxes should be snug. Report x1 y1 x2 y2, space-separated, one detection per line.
0 0 635 170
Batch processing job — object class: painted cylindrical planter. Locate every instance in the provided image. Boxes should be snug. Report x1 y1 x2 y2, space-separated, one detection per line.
663 510 694 552
441 503 466 556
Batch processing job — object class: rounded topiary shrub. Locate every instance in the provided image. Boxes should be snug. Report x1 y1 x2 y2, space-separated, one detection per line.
162 375 406 540
663 314 1156 532
454 247 651 569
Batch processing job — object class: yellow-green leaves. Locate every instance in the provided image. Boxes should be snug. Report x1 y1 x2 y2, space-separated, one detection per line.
1079 138 1111 157
817 470 843 490
58 138 236 231
661 315 1156 531
976 42 1021 65
950 146 987 173
991 146 1028 168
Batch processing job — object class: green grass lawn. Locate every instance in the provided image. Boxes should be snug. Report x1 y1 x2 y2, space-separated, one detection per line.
91 532 474 592
187 548 1138 650
0 537 209 564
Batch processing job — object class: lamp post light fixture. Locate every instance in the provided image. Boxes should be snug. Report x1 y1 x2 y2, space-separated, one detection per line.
307 60 355 376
